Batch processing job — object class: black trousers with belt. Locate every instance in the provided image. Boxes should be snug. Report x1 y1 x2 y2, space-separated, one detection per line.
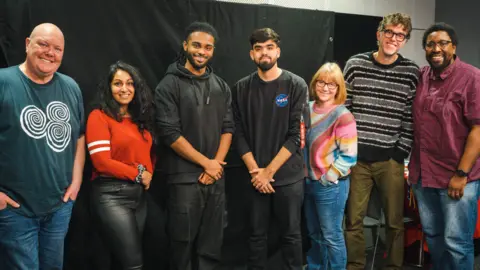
167 177 226 270
90 177 147 270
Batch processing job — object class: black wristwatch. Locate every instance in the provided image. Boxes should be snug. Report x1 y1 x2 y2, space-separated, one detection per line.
135 164 146 184
455 169 469 178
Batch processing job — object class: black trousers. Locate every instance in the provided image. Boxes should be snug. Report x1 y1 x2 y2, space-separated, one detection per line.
167 177 226 270
248 179 304 270
90 178 147 270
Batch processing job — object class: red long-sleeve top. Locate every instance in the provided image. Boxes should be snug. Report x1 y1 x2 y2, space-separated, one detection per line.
86 109 154 181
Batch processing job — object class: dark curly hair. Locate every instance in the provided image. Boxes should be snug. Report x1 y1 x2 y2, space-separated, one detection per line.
249 28 281 48
184 21 218 43
422 22 458 49
175 21 218 64
92 60 155 138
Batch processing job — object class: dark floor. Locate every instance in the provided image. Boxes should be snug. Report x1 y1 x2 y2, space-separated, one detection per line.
217 231 480 270
218 247 480 270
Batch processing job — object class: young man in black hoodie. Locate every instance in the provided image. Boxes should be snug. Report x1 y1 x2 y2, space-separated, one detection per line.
232 28 309 269
154 22 234 270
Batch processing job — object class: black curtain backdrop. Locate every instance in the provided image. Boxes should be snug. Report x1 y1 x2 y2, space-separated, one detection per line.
333 12 381 70
0 1 380 269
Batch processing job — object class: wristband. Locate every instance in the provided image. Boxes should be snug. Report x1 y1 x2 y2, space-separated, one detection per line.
135 164 146 184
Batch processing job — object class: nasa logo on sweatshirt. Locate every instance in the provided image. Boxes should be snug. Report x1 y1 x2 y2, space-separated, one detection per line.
275 94 288 107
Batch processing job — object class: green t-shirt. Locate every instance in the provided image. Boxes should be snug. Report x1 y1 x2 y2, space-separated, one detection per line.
0 66 85 217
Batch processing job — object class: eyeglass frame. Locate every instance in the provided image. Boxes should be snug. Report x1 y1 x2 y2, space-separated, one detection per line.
315 80 338 90
381 29 410 42
425 40 453 50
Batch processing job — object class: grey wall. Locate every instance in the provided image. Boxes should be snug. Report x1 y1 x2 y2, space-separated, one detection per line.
436 0 480 67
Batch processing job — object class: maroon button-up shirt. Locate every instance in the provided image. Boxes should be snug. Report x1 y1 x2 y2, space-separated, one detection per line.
409 57 480 188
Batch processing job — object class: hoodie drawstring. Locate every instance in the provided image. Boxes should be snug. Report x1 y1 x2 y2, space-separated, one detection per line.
190 78 211 105
206 80 211 105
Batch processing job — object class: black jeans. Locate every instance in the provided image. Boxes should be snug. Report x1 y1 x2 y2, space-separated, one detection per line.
90 178 147 270
248 179 304 270
167 177 226 270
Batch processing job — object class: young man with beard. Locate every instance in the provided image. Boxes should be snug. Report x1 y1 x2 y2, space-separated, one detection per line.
409 23 480 270
232 28 309 269
0 23 85 270
343 13 419 270
154 22 234 270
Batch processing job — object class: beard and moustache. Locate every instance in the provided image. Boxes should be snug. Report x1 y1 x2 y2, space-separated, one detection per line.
185 50 210 70
427 51 454 71
255 55 277 71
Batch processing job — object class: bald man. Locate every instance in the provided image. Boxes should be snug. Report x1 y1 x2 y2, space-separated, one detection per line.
0 23 85 270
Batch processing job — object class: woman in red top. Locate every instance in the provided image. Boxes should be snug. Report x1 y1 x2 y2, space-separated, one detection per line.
86 61 155 270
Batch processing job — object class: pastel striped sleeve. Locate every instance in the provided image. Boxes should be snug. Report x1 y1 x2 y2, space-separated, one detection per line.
85 110 138 181
324 110 358 183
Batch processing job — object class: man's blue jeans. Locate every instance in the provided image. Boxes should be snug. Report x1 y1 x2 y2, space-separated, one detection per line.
304 177 350 270
0 200 74 270
413 179 480 270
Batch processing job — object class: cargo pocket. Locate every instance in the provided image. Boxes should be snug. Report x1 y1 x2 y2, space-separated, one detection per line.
168 205 191 242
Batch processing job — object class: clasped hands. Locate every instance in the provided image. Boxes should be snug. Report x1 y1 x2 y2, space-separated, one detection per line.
199 159 226 185
250 168 275 194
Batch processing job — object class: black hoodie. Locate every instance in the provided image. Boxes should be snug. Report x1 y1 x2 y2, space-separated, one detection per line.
154 61 234 183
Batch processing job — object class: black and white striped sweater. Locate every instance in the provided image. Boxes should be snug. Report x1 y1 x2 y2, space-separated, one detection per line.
343 51 419 163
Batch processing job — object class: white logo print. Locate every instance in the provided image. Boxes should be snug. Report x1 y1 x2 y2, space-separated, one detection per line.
20 101 71 152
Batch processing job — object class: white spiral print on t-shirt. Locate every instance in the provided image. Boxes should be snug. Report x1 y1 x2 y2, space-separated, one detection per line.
20 101 72 152
47 101 70 122
20 105 48 139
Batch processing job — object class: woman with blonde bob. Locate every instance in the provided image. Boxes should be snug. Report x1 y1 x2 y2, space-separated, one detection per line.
303 62 358 270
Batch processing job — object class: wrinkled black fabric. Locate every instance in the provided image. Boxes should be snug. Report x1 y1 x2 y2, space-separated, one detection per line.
167 178 226 270
90 178 147 270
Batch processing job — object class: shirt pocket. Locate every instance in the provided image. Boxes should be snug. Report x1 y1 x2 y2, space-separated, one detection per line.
431 93 464 119
428 97 445 114
428 94 464 152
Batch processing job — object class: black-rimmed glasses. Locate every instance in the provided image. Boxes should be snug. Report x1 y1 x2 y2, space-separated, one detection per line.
382 29 408 41
425 40 452 50
316 80 338 90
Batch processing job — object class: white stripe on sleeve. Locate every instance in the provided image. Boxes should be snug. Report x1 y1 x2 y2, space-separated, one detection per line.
89 147 111 155
87 140 110 148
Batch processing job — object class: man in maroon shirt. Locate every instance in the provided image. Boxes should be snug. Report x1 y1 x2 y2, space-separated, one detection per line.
409 22 480 270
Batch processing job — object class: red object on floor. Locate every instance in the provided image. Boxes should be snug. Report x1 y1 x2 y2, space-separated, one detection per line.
474 200 480 238
404 225 429 252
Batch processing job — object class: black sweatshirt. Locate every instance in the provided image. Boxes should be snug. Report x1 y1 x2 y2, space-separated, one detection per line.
154 62 234 183
232 70 309 186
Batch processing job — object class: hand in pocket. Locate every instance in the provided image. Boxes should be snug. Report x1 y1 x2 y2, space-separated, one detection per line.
0 192 20 210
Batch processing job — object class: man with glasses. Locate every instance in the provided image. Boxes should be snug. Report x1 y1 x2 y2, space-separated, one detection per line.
409 23 480 270
343 13 420 270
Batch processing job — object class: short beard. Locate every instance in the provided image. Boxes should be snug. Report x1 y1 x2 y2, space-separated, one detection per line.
185 51 208 70
380 46 397 57
428 59 450 71
256 60 276 71
428 53 453 72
